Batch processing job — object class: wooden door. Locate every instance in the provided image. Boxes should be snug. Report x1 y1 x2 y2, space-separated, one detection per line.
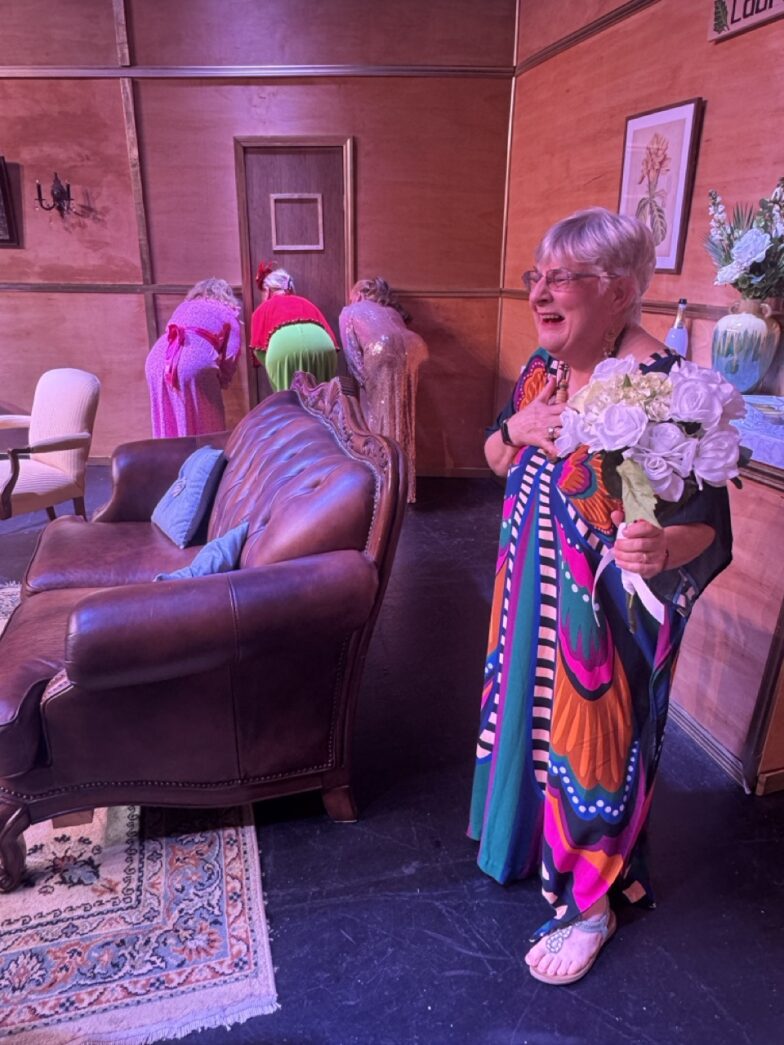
235 137 354 405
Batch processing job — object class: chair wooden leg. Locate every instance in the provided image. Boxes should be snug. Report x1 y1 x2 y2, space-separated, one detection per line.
73 496 86 518
322 784 359 823
46 506 56 521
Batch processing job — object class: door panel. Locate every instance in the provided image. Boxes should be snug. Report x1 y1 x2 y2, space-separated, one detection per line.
236 138 353 405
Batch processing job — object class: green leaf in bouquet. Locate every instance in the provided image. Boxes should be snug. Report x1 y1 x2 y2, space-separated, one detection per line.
617 458 659 527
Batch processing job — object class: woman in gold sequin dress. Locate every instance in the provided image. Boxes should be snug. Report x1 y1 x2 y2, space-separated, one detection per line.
339 278 427 502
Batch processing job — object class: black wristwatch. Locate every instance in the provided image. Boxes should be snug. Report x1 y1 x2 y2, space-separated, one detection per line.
501 420 516 447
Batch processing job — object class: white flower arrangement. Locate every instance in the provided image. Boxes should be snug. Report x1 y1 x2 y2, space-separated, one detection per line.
555 356 745 527
706 178 784 300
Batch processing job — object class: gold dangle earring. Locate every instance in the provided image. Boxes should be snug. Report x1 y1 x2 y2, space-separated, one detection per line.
602 328 620 358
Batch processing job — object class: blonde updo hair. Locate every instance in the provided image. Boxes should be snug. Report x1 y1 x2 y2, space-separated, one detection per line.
351 277 411 323
535 207 656 322
186 277 240 313
263 268 295 295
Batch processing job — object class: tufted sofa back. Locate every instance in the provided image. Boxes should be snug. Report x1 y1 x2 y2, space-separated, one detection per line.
209 381 381 568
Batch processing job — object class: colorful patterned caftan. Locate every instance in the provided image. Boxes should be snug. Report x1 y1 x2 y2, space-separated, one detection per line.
468 349 732 940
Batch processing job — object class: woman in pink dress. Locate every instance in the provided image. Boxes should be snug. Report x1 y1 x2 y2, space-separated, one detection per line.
145 278 242 437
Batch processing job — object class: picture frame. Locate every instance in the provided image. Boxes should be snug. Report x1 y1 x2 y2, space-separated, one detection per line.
269 193 324 252
618 98 704 273
0 156 20 249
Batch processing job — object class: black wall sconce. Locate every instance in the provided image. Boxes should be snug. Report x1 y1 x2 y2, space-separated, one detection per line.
35 173 72 217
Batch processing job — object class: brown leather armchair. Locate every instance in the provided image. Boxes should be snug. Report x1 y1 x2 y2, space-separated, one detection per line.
0 376 406 891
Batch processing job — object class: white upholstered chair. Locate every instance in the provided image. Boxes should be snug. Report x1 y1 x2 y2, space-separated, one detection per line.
0 368 101 520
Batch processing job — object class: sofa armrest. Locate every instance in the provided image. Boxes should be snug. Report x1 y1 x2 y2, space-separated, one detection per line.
65 550 378 689
94 431 230 522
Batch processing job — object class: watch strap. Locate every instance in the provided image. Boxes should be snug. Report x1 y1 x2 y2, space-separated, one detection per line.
501 420 516 447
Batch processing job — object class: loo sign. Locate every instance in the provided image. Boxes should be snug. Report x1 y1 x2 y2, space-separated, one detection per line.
709 0 784 39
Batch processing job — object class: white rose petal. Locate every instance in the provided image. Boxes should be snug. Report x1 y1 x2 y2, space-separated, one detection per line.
624 446 685 503
554 408 585 456
590 403 648 451
693 426 741 487
670 374 724 430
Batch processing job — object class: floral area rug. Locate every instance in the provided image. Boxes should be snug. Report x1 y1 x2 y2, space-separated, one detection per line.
0 586 278 1043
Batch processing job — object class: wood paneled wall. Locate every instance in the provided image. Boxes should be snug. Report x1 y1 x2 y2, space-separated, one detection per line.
499 0 784 409
0 0 514 467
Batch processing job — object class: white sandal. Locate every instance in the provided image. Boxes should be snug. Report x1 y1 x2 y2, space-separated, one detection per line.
527 909 617 986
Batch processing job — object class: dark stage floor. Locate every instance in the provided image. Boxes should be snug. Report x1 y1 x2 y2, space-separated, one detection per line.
1 473 782 1045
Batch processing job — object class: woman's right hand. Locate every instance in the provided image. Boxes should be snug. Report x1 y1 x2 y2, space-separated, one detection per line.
506 376 565 459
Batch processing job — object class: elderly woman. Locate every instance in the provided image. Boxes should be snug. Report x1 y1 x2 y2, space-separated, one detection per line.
145 277 242 437
468 208 733 985
339 277 427 502
249 264 338 392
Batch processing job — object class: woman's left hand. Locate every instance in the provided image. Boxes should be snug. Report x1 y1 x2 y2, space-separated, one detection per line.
610 511 668 579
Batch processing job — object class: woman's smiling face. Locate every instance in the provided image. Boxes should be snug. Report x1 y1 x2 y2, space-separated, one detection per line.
528 256 622 365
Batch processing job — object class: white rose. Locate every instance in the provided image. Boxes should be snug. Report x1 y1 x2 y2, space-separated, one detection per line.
588 403 648 452
554 407 586 456
731 227 772 267
625 447 685 502
592 356 638 381
670 371 724 429
693 426 741 487
641 421 698 476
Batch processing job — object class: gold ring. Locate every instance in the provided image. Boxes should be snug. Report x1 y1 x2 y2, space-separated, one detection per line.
547 426 556 440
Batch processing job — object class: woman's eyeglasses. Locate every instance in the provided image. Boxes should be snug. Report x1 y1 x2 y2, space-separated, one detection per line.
521 268 614 292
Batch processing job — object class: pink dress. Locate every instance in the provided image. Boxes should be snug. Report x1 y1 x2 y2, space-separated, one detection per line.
145 299 242 437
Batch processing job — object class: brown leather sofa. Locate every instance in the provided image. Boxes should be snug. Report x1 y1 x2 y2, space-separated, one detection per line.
0 375 405 891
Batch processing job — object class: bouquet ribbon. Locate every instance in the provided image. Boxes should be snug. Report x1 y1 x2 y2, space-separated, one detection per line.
592 522 665 627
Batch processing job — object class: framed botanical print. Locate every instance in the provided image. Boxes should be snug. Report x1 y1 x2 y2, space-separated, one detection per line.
618 99 704 273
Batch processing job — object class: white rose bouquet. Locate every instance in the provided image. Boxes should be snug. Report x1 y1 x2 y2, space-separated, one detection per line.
554 356 746 625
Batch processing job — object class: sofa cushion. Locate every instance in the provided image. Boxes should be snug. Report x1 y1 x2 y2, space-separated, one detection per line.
151 446 225 548
24 517 199 594
0 587 101 777
155 521 249 581
209 393 376 567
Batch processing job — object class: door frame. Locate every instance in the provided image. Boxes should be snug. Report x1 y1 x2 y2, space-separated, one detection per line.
234 135 355 406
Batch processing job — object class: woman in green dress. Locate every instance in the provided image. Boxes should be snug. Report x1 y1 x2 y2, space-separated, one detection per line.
249 264 338 392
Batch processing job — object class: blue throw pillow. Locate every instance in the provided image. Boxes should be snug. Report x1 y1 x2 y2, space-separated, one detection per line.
151 446 226 549
154 521 249 581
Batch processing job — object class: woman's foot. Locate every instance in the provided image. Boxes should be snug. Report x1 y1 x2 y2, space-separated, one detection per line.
524 899 616 985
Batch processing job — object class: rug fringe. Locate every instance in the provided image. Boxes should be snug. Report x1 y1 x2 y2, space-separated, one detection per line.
81 998 280 1044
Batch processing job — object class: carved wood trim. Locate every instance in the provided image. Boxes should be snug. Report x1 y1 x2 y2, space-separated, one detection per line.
515 0 661 75
0 64 513 80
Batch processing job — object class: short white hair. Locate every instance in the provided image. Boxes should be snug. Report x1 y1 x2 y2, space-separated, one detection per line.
263 268 295 294
535 207 656 322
